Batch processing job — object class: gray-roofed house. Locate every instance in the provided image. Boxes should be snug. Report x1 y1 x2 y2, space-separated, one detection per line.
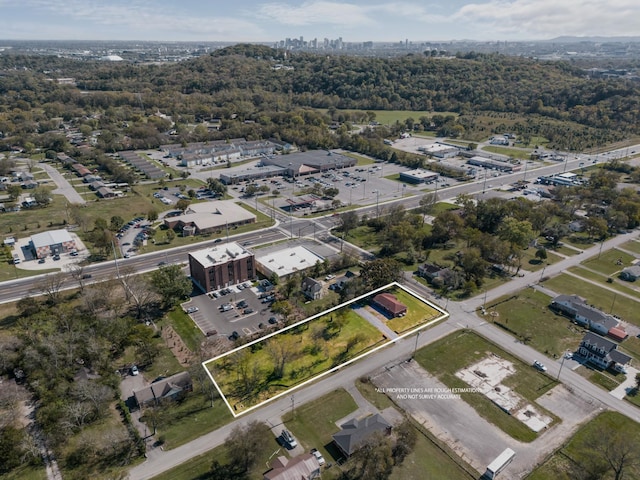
133 371 192 408
550 294 618 336
263 453 321 480
620 265 640 282
332 414 392 457
578 332 632 371
301 277 323 300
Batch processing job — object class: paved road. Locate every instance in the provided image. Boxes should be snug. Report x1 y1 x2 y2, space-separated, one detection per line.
41 163 86 204
127 229 640 480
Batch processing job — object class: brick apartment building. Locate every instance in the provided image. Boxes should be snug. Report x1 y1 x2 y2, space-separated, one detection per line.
188 242 255 293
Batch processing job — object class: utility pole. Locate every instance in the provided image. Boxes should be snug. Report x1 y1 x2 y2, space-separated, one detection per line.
412 331 421 359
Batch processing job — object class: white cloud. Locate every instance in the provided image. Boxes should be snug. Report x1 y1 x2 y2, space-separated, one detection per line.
452 0 640 38
257 1 375 27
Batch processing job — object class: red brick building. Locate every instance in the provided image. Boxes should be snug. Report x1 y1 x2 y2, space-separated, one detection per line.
372 293 407 318
188 242 255 293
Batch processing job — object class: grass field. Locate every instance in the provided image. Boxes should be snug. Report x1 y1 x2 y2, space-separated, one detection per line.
486 288 584 358
481 145 533 160
568 266 640 297
415 330 558 442
526 412 640 480
581 248 636 276
150 443 229 480
620 239 640 255
208 307 387 414
542 273 640 326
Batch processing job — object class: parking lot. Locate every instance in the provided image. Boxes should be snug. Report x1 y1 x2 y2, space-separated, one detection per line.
183 281 281 341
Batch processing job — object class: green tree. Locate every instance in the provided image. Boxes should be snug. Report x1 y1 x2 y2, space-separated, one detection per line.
110 215 124 231
535 247 548 263
147 209 158 222
150 264 192 308
206 177 228 196
226 421 273 473
7 184 21 201
360 258 403 289
176 199 191 212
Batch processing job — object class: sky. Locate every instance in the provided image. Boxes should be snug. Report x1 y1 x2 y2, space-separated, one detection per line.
1 0 639 43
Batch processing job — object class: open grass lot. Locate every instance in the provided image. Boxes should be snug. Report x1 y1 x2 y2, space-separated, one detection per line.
542 273 640 326
568 266 640 297
487 288 584 358
341 151 376 165
581 248 636 276
208 308 388 414
415 330 559 442
620 336 640 362
150 444 230 480
355 377 395 410
482 145 533 160
283 388 358 468
526 412 640 480
382 287 442 334
620 239 640 255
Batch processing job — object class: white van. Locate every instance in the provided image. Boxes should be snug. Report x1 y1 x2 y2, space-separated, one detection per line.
12 254 20 264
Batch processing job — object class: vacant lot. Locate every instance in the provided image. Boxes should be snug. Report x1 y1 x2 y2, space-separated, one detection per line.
526 411 640 480
208 308 387 414
486 288 584 358
415 330 558 442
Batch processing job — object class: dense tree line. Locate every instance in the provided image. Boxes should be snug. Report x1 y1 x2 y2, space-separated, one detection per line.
1 45 638 156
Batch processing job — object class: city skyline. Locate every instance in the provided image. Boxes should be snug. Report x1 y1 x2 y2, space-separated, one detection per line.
1 0 639 43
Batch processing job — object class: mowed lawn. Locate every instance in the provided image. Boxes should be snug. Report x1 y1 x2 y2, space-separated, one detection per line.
415 330 558 442
542 273 640 326
620 239 640 255
208 309 387 413
382 288 443 334
581 248 636 276
487 288 584 358
527 412 640 480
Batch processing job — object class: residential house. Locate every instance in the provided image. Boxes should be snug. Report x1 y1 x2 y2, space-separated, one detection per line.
133 372 192 408
21 180 38 189
550 295 618 336
263 453 321 480
301 277 323 300
332 414 392 457
330 270 357 291
418 263 447 283
372 293 407 318
620 265 640 282
578 332 631 372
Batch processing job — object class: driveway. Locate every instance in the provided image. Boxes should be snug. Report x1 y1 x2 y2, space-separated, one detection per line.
41 163 86 204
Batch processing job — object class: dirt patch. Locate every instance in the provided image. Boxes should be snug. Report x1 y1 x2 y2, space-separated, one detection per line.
162 326 194 366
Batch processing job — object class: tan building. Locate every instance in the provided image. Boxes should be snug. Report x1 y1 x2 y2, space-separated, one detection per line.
164 200 256 236
188 242 255 293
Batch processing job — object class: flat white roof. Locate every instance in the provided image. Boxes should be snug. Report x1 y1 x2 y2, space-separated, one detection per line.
557 172 577 179
31 229 73 248
418 143 457 153
400 168 439 180
189 242 252 267
169 200 256 231
257 246 324 277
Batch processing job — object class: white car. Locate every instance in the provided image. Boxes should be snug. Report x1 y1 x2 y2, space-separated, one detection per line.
311 448 325 466
130 365 139 376
533 360 547 372
186 306 198 314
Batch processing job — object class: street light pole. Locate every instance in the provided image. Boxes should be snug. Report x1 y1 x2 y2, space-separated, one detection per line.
557 352 568 381
413 331 420 359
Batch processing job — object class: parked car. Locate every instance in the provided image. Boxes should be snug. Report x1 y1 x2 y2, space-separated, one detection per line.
268 317 278 324
533 360 547 372
38 258 45 264
281 429 297 449
186 306 199 314
81 274 92 279
311 448 326 466
53 254 61 261
130 365 139 376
